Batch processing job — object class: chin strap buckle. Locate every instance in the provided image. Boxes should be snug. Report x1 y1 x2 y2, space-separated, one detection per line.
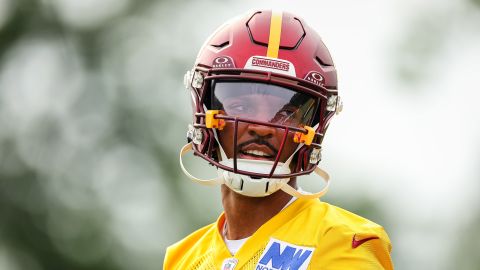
327 95 343 115
309 147 322 164
184 69 205 89
294 126 315 145
205 110 226 130
187 124 203 144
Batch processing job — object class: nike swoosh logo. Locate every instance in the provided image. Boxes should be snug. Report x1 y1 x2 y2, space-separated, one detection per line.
352 234 379 248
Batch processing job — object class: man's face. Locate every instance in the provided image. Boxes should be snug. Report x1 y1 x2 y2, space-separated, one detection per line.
211 81 317 163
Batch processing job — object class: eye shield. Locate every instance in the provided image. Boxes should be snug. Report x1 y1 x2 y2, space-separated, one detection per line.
209 80 318 127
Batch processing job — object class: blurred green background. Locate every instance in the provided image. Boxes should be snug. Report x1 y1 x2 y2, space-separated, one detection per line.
0 0 479 269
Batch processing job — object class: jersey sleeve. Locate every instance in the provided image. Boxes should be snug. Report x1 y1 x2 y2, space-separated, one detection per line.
312 224 393 270
163 245 176 270
163 224 215 270
164 238 195 270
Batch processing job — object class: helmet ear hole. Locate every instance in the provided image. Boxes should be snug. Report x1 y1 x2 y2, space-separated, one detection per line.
292 148 310 173
290 153 300 172
203 81 213 110
212 146 220 162
301 148 310 171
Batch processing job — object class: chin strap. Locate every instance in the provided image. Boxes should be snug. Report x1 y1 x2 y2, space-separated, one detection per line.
179 143 223 186
179 143 330 199
280 167 330 199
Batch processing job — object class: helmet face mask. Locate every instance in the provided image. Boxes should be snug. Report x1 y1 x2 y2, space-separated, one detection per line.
181 10 341 198
210 80 318 166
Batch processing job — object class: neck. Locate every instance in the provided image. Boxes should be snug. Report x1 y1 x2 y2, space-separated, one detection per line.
221 180 296 240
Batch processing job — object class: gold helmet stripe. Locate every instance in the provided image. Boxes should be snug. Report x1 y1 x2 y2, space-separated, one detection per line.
266 10 283 58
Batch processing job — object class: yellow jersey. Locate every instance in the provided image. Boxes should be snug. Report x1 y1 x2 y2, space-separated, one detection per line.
164 198 393 270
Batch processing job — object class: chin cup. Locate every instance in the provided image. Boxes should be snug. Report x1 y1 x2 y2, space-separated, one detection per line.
218 158 291 197
179 143 330 199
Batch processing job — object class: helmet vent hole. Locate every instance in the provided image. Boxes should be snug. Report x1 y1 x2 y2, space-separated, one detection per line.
211 41 230 49
315 56 333 67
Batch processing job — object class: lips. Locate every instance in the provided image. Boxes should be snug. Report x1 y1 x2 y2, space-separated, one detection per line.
238 143 277 161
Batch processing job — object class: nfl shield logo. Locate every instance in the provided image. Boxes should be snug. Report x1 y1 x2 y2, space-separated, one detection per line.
221 258 238 270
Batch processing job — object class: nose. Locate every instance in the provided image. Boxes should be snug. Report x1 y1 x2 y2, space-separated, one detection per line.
247 124 275 139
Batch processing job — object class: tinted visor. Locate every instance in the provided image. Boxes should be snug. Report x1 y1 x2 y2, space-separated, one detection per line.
210 81 317 127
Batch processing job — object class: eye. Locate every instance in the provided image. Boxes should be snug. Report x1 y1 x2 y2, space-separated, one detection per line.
272 107 299 124
231 104 245 112
278 108 296 117
277 107 298 119
225 102 252 115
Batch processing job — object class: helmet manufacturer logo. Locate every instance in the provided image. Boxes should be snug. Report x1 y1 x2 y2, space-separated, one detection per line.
212 56 235 68
304 71 324 86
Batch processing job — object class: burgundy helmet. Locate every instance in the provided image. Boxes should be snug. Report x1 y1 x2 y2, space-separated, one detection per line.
181 10 342 198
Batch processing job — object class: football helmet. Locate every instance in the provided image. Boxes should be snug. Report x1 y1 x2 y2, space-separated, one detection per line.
180 10 342 199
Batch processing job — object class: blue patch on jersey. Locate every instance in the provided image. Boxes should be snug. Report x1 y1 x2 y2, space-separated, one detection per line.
255 238 314 270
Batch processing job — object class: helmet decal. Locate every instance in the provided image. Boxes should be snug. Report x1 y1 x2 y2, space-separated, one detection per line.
212 56 236 68
304 71 325 86
266 10 283 58
244 56 296 76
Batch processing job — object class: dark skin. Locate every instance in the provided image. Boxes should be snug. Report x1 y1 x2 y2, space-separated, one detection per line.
220 179 297 239
218 95 302 240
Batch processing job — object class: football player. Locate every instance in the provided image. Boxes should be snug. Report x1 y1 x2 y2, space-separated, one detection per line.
164 9 393 270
